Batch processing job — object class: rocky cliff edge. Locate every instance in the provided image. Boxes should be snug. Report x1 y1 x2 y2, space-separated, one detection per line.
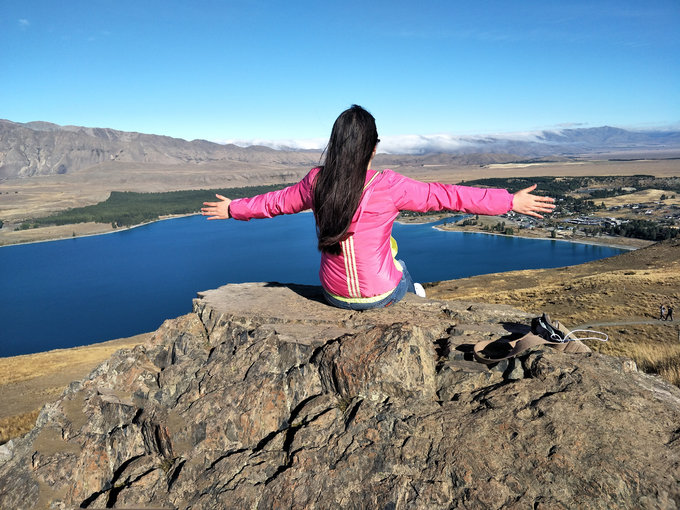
0 282 679 509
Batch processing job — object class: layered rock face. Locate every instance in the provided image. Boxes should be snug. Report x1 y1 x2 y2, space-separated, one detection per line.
1 283 679 509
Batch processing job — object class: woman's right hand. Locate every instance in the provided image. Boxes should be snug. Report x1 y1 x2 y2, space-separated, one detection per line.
201 194 232 220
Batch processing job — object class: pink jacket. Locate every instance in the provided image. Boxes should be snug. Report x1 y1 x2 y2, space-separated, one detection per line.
229 168 514 300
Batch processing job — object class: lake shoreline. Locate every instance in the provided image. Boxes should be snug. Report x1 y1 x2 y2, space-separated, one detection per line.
0 213 199 247
399 216 652 251
3 210 653 251
432 224 648 251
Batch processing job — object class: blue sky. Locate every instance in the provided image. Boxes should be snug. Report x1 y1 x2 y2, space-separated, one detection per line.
2 0 679 147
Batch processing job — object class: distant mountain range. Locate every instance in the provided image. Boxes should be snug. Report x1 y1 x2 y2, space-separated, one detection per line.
1 119 678 180
0 120 321 180
375 126 680 157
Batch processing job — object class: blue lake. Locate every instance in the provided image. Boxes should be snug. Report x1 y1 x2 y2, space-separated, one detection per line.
0 213 625 357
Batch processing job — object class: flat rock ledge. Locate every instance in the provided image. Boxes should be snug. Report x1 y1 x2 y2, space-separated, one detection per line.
1 282 679 509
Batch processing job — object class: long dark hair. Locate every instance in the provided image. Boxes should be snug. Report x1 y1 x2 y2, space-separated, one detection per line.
314 105 379 254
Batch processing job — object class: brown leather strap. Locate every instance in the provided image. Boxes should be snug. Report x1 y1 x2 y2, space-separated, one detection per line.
473 332 590 365
473 333 551 364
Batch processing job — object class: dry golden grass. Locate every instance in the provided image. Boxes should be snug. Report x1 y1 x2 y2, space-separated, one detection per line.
0 333 151 444
616 338 680 383
584 324 680 385
599 188 680 207
0 410 40 445
0 222 117 247
0 334 149 387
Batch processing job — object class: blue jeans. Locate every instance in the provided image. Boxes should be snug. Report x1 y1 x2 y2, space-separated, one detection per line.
322 260 416 310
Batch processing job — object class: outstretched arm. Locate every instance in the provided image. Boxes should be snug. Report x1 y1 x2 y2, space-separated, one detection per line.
512 185 555 218
201 194 232 220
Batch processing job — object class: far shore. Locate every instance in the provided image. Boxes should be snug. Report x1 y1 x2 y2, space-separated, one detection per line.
433 223 651 251
0 212 200 247
398 214 653 250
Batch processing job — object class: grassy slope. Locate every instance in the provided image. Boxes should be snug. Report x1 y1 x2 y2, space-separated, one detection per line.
426 238 680 385
0 334 151 444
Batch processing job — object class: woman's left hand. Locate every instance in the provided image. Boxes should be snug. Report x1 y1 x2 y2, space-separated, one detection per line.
201 194 232 220
512 185 556 218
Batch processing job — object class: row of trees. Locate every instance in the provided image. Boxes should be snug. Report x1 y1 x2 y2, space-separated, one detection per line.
489 221 514 235
16 184 293 230
604 219 680 241
463 175 680 202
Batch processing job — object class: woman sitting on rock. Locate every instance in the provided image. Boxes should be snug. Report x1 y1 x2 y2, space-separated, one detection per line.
202 105 555 310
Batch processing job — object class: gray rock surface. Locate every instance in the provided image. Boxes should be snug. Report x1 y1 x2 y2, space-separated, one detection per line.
0 282 678 509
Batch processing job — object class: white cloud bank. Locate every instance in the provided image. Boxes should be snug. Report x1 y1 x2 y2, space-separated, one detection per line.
214 124 679 155
218 137 328 151
216 130 547 154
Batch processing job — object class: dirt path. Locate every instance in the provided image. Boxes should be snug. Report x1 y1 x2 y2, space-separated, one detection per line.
576 319 678 328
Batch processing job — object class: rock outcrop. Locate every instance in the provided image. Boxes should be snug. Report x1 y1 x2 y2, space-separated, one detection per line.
0 282 679 509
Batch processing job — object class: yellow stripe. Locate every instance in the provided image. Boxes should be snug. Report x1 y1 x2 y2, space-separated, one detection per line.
344 238 355 297
345 238 358 297
325 287 395 304
341 236 362 298
347 236 361 297
363 172 379 190
341 239 355 297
